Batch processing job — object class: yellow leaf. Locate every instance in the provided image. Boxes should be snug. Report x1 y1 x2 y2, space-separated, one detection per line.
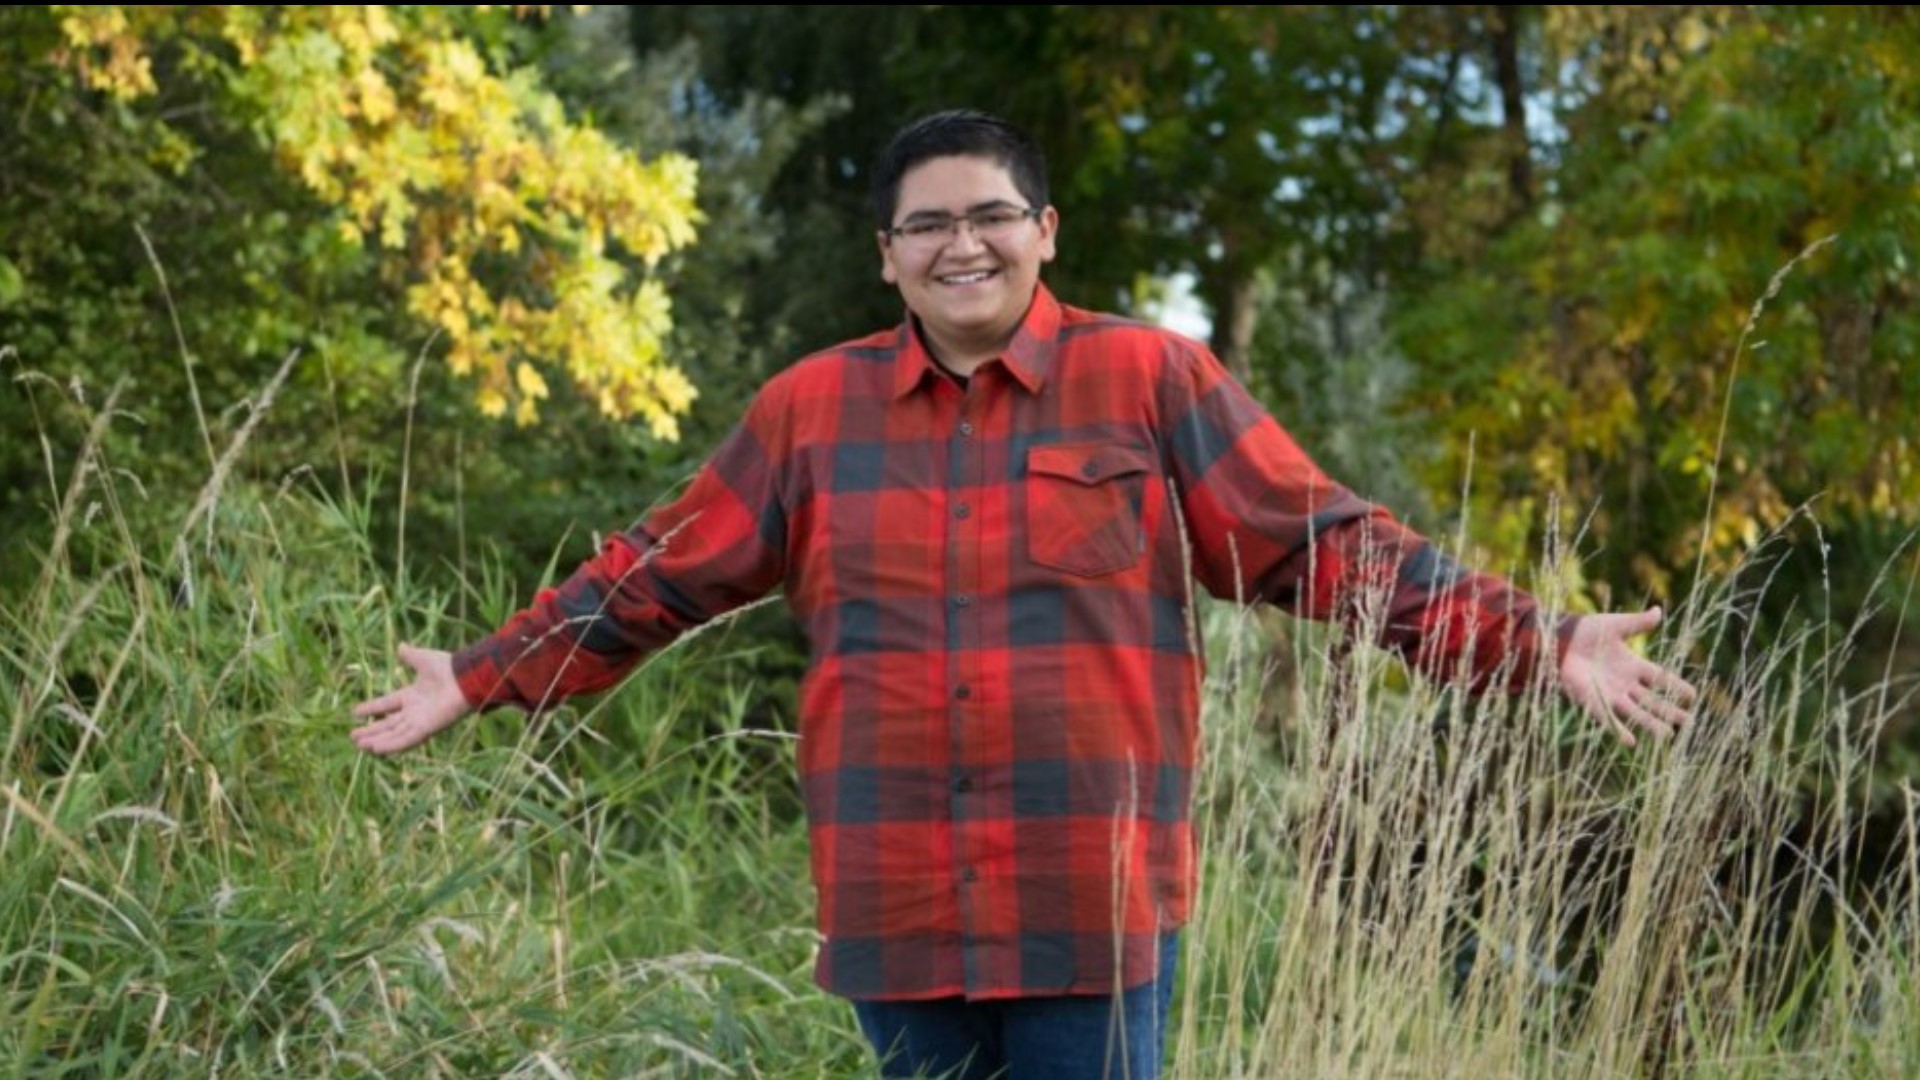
53 4 701 436
515 362 549 401
476 386 508 418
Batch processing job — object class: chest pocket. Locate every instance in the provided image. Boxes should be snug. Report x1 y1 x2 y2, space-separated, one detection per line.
1025 443 1152 577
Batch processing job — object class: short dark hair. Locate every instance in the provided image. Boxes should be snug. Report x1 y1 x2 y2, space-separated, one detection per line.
871 110 1050 230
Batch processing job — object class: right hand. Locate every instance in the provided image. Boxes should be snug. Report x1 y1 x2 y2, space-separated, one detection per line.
1558 607 1697 747
351 644 471 756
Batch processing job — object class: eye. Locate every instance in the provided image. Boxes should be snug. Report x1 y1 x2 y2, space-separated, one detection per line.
899 218 953 239
972 208 1025 229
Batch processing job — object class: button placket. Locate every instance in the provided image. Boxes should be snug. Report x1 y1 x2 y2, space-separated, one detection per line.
946 392 984 962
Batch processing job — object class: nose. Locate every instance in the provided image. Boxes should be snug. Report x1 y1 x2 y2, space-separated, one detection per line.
944 219 989 254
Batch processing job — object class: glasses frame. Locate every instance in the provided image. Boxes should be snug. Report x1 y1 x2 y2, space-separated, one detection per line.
882 205 1044 246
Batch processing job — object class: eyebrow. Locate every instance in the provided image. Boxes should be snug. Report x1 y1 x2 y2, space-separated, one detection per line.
897 199 1024 223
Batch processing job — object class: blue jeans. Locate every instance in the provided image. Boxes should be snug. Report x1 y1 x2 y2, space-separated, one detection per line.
850 933 1180 1080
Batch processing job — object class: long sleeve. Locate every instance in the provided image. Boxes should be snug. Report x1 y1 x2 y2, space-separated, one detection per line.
452 383 791 712
1156 339 1570 694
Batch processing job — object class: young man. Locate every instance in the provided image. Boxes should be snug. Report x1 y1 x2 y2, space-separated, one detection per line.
352 110 1696 1079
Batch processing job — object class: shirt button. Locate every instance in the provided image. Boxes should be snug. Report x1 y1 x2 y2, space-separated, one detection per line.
1081 461 1099 479
955 503 971 520
959 421 975 437
962 867 978 883
955 684 972 700
955 777 972 793
954 594 971 608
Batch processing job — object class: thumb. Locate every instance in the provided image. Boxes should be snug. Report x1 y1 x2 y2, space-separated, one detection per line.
1617 606 1663 636
397 642 429 673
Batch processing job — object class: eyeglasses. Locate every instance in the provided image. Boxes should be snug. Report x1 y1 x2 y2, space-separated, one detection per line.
883 206 1043 248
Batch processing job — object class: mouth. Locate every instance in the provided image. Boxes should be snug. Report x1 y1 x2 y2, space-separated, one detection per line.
936 269 999 286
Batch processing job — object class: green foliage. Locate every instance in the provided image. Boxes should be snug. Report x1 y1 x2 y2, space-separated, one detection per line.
7 389 1920 1076
0 5 406 588
40 5 704 433
1 398 856 1076
1396 7 1920 601
9 7 1920 1066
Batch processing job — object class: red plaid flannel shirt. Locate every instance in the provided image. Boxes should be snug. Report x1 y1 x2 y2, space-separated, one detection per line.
453 283 1570 1001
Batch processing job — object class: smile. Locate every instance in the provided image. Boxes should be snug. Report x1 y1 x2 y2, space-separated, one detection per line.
937 270 998 285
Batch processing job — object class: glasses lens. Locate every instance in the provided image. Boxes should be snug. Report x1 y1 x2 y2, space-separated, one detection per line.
899 220 952 243
892 208 1033 247
971 208 1028 234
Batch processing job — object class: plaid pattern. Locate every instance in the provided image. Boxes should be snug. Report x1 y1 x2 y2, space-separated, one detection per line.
453 284 1570 1001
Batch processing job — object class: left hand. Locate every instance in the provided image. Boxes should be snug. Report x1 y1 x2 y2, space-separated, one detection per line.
1559 607 1697 746
350 644 471 756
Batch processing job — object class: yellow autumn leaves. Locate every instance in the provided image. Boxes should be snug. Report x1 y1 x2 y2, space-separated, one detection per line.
50 5 702 437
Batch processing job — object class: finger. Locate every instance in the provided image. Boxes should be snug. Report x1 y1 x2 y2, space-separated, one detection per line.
397 643 429 672
1628 657 1695 700
1584 687 1637 747
1619 691 1674 740
360 733 408 756
355 720 420 756
350 713 399 741
1646 694 1693 730
355 730 399 754
352 692 403 719
1629 680 1690 728
1606 715 1638 748
1612 606 1663 637
1644 666 1698 705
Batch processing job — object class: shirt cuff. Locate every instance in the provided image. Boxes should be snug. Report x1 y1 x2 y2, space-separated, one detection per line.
1549 612 1584 685
451 638 513 713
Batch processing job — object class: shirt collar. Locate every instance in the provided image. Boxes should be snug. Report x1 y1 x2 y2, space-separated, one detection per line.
891 282 1062 400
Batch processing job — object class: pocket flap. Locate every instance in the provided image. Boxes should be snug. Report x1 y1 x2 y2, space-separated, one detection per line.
1028 443 1152 485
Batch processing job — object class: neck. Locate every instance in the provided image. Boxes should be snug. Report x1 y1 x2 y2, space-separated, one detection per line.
917 322 1015 379
927 344 993 378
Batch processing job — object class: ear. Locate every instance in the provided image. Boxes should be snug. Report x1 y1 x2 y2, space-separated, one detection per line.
1036 205 1059 265
878 231 899 285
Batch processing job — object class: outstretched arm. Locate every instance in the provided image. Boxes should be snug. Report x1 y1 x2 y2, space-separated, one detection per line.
1558 606 1697 746
349 374 792 755
1156 337 1698 741
350 644 470 755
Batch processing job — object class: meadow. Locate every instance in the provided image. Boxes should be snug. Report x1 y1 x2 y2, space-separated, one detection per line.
4 370 1919 1078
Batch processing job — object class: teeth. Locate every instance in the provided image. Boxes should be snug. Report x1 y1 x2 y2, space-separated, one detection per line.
941 271 994 285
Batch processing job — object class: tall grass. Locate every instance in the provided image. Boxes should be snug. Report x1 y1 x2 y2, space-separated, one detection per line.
1 375 861 1076
1172 529 1920 1078
4 365 1918 1078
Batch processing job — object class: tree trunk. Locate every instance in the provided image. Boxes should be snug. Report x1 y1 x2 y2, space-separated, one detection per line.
1491 5 1533 212
1206 270 1260 385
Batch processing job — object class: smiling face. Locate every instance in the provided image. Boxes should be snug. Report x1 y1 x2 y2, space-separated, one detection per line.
878 154 1058 374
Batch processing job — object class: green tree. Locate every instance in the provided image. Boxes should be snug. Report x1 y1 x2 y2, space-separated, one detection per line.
1 6 708 587
1395 6 1920 600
